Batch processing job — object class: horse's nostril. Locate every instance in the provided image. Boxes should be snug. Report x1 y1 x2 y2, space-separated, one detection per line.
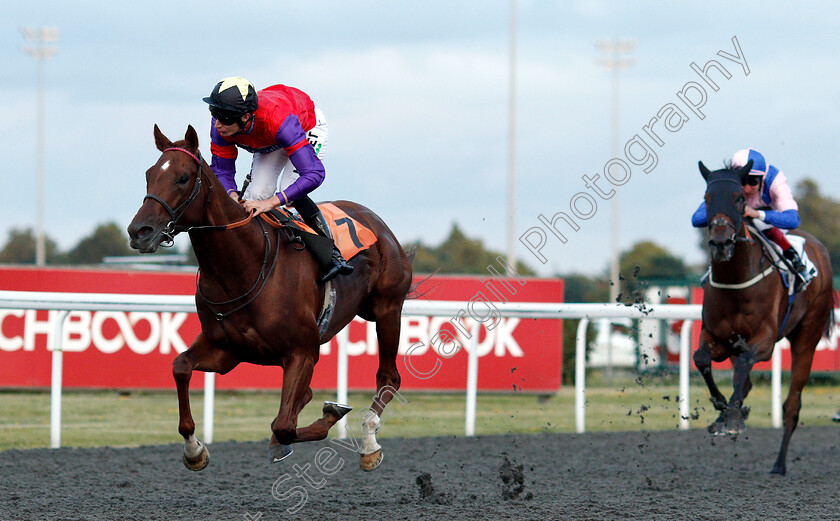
135 226 153 240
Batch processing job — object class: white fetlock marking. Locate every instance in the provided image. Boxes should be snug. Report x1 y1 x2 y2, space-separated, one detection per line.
360 410 382 455
184 435 203 458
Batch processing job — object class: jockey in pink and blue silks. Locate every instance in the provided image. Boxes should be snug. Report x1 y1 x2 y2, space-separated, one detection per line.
691 148 810 290
203 77 353 283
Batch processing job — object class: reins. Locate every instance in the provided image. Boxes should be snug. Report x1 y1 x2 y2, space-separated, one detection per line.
144 146 285 321
143 147 257 243
196 217 281 321
706 177 769 289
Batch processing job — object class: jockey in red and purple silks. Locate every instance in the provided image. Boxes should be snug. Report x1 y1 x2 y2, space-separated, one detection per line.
691 148 810 290
203 77 353 282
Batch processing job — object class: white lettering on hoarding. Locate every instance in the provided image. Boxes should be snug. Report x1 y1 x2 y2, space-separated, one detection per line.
0 310 24 351
160 313 189 354
25 309 57 351
0 309 525 358
62 311 91 352
0 309 191 355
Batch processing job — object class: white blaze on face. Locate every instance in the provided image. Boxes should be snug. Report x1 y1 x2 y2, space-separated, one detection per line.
161 160 171 171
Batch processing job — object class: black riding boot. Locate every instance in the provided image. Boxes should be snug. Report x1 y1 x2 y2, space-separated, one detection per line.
783 247 809 292
294 196 354 282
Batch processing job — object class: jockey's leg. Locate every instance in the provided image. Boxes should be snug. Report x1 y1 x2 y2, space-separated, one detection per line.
293 196 354 282
762 226 790 250
244 150 286 201
763 226 808 290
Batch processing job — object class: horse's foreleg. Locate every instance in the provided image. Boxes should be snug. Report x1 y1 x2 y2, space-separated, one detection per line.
693 338 728 434
358 304 404 471
723 350 756 435
269 351 316 462
772 331 818 475
173 332 239 471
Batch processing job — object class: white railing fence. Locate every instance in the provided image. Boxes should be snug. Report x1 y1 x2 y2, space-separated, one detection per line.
1 290 826 447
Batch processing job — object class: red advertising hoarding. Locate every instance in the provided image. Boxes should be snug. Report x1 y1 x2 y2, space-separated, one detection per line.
687 287 840 372
0 267 564 392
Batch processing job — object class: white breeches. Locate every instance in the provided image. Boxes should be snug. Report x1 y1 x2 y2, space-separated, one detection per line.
242 106 328 201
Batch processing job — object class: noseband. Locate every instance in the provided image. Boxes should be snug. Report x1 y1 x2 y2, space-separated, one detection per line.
143 147 213 247
706 177 752 246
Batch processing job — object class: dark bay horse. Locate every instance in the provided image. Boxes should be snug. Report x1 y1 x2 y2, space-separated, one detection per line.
127 125 413 472
695 159 834 475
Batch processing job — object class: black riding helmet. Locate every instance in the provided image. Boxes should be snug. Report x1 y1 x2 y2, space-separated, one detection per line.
203 77 258 124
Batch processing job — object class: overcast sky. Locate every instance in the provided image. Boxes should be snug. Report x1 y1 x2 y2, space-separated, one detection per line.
2 1 838 277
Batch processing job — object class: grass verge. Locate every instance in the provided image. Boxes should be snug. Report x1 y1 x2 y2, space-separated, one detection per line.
1 373 838 451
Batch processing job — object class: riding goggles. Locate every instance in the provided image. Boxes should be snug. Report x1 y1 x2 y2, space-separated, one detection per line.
210 108 244 126
742 175 762 187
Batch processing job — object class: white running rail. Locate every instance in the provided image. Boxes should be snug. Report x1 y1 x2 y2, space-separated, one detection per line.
1 290 814 446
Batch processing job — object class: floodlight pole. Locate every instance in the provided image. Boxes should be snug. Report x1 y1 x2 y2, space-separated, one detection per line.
21 27 58 267
594 39 635 302
505 0 518 276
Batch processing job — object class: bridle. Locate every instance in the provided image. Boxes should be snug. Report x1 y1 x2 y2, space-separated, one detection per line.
705 177 753 246
705 177 771 289
143 147 214 247
143 146 279 321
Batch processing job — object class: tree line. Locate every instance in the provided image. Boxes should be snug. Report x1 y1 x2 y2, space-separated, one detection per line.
1 178 837 284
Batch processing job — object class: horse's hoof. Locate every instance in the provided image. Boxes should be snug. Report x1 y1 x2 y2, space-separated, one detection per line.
770 464 786 476
269 444 294 463
707 422 726 437
183 444 209 471
360 449 383 472
323 401 353 419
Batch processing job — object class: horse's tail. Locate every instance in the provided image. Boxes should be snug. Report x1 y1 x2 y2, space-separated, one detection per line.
827 289 839 339
407 271 438 300
403 246 439 300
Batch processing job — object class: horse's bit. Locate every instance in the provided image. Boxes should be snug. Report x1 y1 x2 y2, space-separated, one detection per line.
142 147 213 247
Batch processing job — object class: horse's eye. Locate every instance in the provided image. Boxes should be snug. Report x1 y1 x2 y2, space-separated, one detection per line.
178 175 189 185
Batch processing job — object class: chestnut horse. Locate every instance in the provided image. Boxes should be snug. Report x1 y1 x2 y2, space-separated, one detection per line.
695 160 834 475
128 125 413 471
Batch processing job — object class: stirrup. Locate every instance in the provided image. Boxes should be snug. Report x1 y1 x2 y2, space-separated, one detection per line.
793 269 809 292
320 249 354 283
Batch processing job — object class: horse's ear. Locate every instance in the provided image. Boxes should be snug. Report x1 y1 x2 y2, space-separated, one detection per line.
698 161 712 181
185 125 199 151
735 159 753 183
154 124 172 152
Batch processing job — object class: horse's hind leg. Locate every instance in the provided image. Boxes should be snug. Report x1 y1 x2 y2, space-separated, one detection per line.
772 328 819 475
359 303 404 471
268 351 355 462
173 333 239 471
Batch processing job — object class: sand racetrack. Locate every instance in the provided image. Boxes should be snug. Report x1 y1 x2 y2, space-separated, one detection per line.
0 426 838 520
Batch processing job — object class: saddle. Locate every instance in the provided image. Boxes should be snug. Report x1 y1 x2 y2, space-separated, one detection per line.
702 224 817 295
262 209 334 269
748 223 817 293
262 203 378 269
260 204 377 338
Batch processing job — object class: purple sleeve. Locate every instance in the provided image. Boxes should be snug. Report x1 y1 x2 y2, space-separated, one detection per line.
211 156 238 193
275 114 307 149
209 123 238 193
281 146 326 202
273 115 326 202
